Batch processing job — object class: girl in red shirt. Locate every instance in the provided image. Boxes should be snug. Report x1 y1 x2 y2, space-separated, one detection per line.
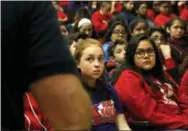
154 2 176 27
129 19 149 37
149 28 181 83
114 34 188 130
166 18 188 76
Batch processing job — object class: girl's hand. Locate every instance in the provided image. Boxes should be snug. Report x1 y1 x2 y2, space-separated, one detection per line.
159 44 172 59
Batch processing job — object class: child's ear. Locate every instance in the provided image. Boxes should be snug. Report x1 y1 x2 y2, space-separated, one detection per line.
166 27 170 33
76 60 80 68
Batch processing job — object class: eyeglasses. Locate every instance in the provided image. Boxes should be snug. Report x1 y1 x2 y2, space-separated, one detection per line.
135 48 155 58
113 30 126 35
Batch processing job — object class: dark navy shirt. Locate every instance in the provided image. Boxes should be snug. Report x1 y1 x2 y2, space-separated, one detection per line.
83 80 123 131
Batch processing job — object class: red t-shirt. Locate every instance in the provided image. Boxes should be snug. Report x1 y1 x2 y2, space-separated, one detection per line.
115 66 188 129
57 10 67 20
154 13 176 27
91 11 111 33
146 9 156 21
180 8 188 22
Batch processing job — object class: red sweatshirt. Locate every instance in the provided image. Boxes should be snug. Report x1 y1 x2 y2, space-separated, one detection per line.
180 8 188 22
24 92 52 131
146 9 156 21
154 13 176 27
57 10 67 20
115 70 188 129
91 11 111 33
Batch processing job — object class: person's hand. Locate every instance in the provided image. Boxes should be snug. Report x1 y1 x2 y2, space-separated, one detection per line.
159 44 171 59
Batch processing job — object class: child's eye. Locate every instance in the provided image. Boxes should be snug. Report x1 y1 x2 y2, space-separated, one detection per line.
86 57 94 62
116 50 121 54
98 57 104 62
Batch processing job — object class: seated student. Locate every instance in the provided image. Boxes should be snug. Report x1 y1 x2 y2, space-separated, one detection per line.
91 2 112 38
154 1 176 27
74 38 131 131
149 28 180 83
66 7 91 33
134 1 155 28
121 1 136 25
106 40 127 77
146 1 160 21
166 18 188 76
103 21 128 62
129 19 149 37
114 34 188 130
149 28 166 48
72 18 93 38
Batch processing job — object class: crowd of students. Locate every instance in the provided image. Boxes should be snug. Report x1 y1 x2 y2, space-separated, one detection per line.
24 1 188 130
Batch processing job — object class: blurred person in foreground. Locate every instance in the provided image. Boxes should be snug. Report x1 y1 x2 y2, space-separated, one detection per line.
2 1 92 130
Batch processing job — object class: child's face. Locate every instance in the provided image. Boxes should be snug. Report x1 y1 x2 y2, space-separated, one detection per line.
159 3 170 15
77 45 104 80
168 20 185 39
124 1 134 11
111 25 127 42
79 23 92 37
134 40 156 71
150 31 165 48
132 22 148 36
137 3 148 16
113 44 126 63
101 4 111 15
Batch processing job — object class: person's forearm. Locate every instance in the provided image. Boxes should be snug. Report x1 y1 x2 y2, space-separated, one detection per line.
30 74 93 130
116 114 131 131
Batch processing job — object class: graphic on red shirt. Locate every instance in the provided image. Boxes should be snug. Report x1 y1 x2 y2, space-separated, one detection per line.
92 100 116 126
153 79 178 106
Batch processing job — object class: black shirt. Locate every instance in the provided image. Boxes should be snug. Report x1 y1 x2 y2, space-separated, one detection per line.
2 1 76 130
